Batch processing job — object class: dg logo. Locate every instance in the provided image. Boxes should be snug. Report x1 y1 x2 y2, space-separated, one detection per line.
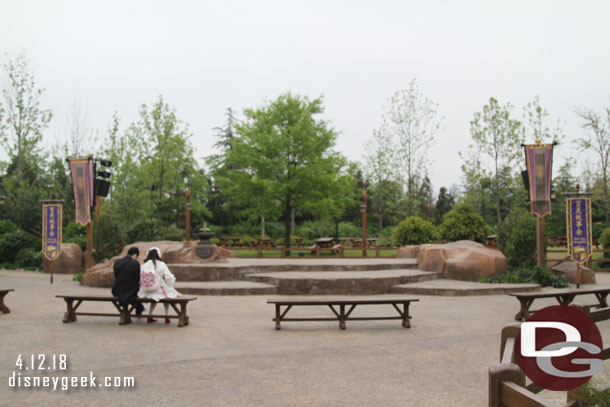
517 305 604 391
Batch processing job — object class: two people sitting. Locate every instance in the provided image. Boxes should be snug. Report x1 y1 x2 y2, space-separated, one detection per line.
111 246 181 324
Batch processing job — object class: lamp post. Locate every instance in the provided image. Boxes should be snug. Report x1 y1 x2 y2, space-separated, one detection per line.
360 191 367 257
185 190 192 242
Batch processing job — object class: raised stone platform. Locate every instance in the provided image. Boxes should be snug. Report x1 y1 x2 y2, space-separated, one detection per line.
167 258 418 282
391 280 541 296
245 269 440 295
174 281 277 296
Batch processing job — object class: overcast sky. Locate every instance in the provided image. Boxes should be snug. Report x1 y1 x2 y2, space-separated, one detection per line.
1 0 609 192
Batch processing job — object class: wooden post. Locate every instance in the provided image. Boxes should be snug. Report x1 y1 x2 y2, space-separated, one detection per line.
185 190 191 242
94 195 101 263
362 191 367 258
536 216 545 267
86 221 93 269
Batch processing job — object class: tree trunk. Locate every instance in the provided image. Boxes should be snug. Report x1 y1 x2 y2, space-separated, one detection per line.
261 215 265 237
290 208 295 235
284 198 292 255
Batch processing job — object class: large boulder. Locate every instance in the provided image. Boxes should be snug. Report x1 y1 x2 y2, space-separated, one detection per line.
551 262 596 285
80 241 234 288
43 243 83 274
396 245 421 259
444 245 507 280
414 240 507 281
417 244 447 273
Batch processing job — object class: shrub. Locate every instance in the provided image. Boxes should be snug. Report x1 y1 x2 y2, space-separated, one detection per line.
600 227 610 249
392 216 437 246
15 248 42 269
338 222 360 238
438 204 489 243
94 214 123 262
479 266 568 288
0 220 30 263
125 218 159 243
64 223 87 251
160 224 185 241
378 226 396 247
497 208 537 268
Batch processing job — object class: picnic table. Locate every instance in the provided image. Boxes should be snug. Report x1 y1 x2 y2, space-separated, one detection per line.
267 296 419 330
251 238 275 249
309 237 343 256
219 237 244 247
0 289 14 313
339 237 378 248
509 286 610 321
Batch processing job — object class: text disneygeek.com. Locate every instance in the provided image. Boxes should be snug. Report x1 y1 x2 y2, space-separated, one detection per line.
7 354 135 391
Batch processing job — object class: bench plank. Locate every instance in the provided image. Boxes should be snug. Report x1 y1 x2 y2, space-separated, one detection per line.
56 295 196 327
267 296 418 330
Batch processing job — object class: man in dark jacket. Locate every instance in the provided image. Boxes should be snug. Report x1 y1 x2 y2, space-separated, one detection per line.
112 247 145 315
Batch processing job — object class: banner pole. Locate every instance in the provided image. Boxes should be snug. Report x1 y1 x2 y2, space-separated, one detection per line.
577 262 581 289
50 260 54 284
537 216 545 267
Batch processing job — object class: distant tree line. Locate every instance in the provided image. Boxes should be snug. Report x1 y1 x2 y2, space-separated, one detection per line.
1 53 609 267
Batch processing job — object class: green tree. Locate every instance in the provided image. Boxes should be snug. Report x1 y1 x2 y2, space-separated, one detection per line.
523 95 565 144
224 93 347 248
461 97 523 225
435 186 455 224
0 53 52 200
363 128 400 231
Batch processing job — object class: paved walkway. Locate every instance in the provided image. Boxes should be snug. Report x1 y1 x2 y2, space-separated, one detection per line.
2 269 610 407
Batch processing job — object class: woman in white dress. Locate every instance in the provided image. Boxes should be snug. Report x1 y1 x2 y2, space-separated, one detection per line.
137 247 180 324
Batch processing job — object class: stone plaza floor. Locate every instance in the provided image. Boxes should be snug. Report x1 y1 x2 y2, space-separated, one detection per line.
2 268 610 407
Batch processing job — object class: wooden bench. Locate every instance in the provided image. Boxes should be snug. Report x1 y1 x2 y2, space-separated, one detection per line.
56 295 196 327
0 289 14 313
509 286 610 321
267 296 418 330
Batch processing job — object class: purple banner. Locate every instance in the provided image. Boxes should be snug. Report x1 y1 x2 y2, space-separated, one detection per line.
567 197 592 264
42 204 62 261
69 158 94 225
525 144 554 217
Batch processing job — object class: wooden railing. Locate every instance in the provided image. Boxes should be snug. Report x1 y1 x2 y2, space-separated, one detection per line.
219 244 399 258
489 304 610 407
547 248 610 272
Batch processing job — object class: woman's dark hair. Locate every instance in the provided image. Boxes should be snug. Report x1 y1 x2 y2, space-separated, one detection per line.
145 249 162 265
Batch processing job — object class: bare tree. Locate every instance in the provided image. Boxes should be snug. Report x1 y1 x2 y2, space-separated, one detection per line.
377 79 443 207
574 105 610 223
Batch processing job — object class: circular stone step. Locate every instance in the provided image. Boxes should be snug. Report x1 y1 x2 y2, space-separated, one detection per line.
390 280 541 296
245 269 440 295
174 281 277 295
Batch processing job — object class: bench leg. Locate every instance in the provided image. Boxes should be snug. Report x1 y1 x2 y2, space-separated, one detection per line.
596 293 609 308
275 304 281 330
0 292 10 314
515 299 533 321
402 302 411 328
119 307 132 325
339 304 346 330
178 302 188 327
62 299 78 323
